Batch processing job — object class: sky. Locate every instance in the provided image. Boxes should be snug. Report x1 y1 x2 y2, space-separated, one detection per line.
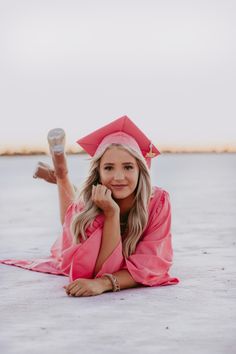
0 0 235 153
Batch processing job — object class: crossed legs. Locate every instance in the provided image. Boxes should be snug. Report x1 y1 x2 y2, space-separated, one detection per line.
33 128 76 224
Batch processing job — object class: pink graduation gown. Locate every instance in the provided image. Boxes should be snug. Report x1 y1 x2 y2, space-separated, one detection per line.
0 187 179 287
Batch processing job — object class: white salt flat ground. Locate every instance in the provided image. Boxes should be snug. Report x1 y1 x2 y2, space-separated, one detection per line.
0 154 235 354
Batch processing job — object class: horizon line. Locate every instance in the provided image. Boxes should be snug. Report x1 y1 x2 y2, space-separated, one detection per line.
1 145 236 156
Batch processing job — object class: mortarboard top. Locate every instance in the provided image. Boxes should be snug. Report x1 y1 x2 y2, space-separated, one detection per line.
76 115 160 167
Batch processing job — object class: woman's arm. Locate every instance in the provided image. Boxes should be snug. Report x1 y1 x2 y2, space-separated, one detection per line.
92 184 121 276
64 269 140 297
94 210 121 276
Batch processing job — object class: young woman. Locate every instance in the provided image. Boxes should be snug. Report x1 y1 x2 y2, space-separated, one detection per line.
1 116 179 296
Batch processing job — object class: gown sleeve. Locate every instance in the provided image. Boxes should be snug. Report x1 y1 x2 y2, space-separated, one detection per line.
121 190 179 286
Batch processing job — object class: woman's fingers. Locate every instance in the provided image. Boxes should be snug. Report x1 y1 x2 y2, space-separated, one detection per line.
66 280 82 294
66 281 78 291
68 283 82 296
70 288 80 296
94 184 107 195
92 184 109 202
67 283 90 297
91 184 119 214
75 288 89 297
106 188 112 197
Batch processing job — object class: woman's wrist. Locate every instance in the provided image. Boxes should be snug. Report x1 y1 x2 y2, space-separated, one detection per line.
103 207 120 218
97 276 113 292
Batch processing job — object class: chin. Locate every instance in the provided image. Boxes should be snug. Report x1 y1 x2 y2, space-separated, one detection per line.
112 192 129 200
112 191 134 201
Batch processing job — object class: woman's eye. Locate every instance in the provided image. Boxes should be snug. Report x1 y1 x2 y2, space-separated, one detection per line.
104 165 133 171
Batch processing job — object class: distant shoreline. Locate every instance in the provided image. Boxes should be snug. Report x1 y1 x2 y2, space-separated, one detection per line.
1 149 236 156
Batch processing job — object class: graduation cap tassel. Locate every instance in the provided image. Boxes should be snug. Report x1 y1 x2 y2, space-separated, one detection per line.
146 143 156 158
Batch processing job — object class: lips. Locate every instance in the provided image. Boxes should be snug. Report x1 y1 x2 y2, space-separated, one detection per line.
111 185 128 189
112 185 127 187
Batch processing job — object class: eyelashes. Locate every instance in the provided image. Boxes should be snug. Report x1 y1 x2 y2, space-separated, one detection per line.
104 165 134 171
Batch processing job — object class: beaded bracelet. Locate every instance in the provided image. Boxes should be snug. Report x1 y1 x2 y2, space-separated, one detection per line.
101 273 120 292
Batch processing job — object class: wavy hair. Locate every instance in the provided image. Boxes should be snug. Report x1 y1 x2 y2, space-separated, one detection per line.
70 144 152 258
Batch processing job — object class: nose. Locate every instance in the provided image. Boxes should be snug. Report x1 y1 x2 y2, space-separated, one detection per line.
114 170 125 180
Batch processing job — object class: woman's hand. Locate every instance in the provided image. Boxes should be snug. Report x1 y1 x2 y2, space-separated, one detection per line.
64 278 109 297
92 184 119 216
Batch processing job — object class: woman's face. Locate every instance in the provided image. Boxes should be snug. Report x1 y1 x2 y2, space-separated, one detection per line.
99 146 139 202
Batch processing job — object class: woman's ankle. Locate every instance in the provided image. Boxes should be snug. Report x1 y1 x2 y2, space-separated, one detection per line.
47 128 68 179
51 152 68 179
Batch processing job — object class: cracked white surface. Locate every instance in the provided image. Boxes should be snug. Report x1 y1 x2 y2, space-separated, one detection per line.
0 154 236 354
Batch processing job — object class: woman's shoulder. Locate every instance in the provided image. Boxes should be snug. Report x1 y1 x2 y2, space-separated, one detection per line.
149 186 171 215
151 186 170 201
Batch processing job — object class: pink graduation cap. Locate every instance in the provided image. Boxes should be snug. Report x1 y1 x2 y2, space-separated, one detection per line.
76 115 160 168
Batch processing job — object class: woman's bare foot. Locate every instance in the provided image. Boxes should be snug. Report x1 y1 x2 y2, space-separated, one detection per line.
33 162 57 184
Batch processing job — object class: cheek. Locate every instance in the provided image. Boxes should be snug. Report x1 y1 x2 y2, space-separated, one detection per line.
130 171 139 186
99 171 110 184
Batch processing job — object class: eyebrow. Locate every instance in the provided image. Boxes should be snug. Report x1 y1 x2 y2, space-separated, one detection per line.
103 162 135 166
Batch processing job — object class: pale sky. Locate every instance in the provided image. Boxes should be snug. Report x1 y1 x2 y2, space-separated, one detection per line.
0 0 235 153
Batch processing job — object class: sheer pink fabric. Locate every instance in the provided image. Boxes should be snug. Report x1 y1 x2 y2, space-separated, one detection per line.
0 187 179 287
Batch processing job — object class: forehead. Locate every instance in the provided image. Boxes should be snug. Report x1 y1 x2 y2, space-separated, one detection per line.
100 146 137 163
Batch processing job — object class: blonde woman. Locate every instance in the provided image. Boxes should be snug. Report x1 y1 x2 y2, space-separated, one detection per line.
1 116 179 296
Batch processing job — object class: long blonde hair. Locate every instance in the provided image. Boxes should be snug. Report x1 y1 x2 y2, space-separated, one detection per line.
70 144 152 258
